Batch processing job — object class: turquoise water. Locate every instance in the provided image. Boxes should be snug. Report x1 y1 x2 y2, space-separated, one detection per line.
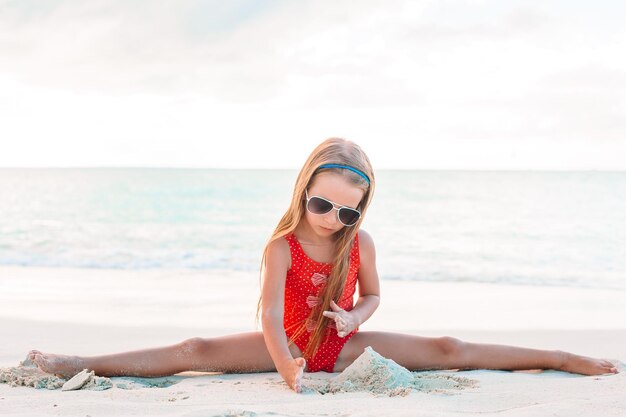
0 168 624 290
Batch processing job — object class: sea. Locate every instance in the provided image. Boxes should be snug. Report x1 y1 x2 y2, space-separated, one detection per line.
0 168 624 290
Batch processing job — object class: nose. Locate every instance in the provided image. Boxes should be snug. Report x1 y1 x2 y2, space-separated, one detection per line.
324 208 338 225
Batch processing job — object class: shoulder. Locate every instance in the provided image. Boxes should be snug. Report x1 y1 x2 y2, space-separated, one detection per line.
357 229 375 248
261 236 292 317
357 229 376 258
266 234 292 270
355 229 380 296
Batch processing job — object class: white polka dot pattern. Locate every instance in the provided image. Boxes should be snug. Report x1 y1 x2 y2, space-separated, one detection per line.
282 231 361 373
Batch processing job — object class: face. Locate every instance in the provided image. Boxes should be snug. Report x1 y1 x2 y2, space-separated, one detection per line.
303 172 365 235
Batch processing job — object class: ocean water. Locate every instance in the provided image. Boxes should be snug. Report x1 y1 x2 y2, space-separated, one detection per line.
0 168 624 290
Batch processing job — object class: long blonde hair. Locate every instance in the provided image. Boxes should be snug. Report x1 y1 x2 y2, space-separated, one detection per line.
255 138 375 361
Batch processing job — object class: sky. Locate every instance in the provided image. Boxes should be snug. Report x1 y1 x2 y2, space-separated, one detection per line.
0 0 625 170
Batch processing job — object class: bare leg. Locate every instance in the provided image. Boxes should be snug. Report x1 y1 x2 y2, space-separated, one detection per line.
457 340 619 375
337 331 619 376
28 332 303 378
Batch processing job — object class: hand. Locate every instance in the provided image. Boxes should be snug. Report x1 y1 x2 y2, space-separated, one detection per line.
322 300 358 337
278 357 306 393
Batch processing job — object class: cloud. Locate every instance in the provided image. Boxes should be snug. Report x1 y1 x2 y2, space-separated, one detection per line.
0 0 559 100
0 0 284 95
0 0 625 168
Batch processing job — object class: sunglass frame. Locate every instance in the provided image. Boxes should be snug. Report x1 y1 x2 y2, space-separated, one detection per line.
304 189 361 226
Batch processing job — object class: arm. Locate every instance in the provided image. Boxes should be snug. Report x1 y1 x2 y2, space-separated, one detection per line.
260 237 306 392
350 229 381 325
351 295 380 327
323 229 381 335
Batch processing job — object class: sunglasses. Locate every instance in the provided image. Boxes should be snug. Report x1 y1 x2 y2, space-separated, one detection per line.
305 189 361 227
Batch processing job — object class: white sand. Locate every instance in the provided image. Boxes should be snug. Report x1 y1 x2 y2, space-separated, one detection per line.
2 346 480 397
1 266 625 416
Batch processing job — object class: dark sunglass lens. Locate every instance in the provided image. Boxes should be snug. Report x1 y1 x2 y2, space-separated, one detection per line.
339 208 360 225
308 196 333 214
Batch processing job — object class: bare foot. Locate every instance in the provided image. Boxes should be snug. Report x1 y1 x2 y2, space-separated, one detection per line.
27 349 86 379
557 351 619 376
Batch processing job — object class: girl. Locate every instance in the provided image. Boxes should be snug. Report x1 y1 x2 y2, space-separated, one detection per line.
27 138 619 393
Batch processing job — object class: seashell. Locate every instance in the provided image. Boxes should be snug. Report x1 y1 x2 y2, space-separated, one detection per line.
62 369 94 391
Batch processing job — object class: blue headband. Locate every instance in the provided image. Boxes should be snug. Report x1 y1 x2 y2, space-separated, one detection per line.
317 163 370 184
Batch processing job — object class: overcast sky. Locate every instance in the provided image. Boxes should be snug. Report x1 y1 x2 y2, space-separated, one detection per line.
1 0 625 169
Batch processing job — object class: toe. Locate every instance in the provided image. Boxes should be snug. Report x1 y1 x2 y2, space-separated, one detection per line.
28 350 42 360
604 360 620 373
603 365 617 374
33 354 46 369
33 354 54 374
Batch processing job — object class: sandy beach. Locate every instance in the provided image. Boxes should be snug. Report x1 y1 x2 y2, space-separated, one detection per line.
1 266 625 416
2 0 625 414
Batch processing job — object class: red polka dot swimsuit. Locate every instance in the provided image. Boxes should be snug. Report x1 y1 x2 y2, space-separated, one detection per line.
283 231 360 373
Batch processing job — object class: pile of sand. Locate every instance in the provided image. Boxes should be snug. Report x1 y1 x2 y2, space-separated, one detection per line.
306 346 478 396
0 357 66 390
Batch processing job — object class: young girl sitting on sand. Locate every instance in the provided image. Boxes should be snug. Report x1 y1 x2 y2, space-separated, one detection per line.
27 138 619 393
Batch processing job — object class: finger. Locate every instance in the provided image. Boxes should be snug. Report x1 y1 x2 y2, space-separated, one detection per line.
330 300 343 311
322 311 337 319
294 359 305 393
